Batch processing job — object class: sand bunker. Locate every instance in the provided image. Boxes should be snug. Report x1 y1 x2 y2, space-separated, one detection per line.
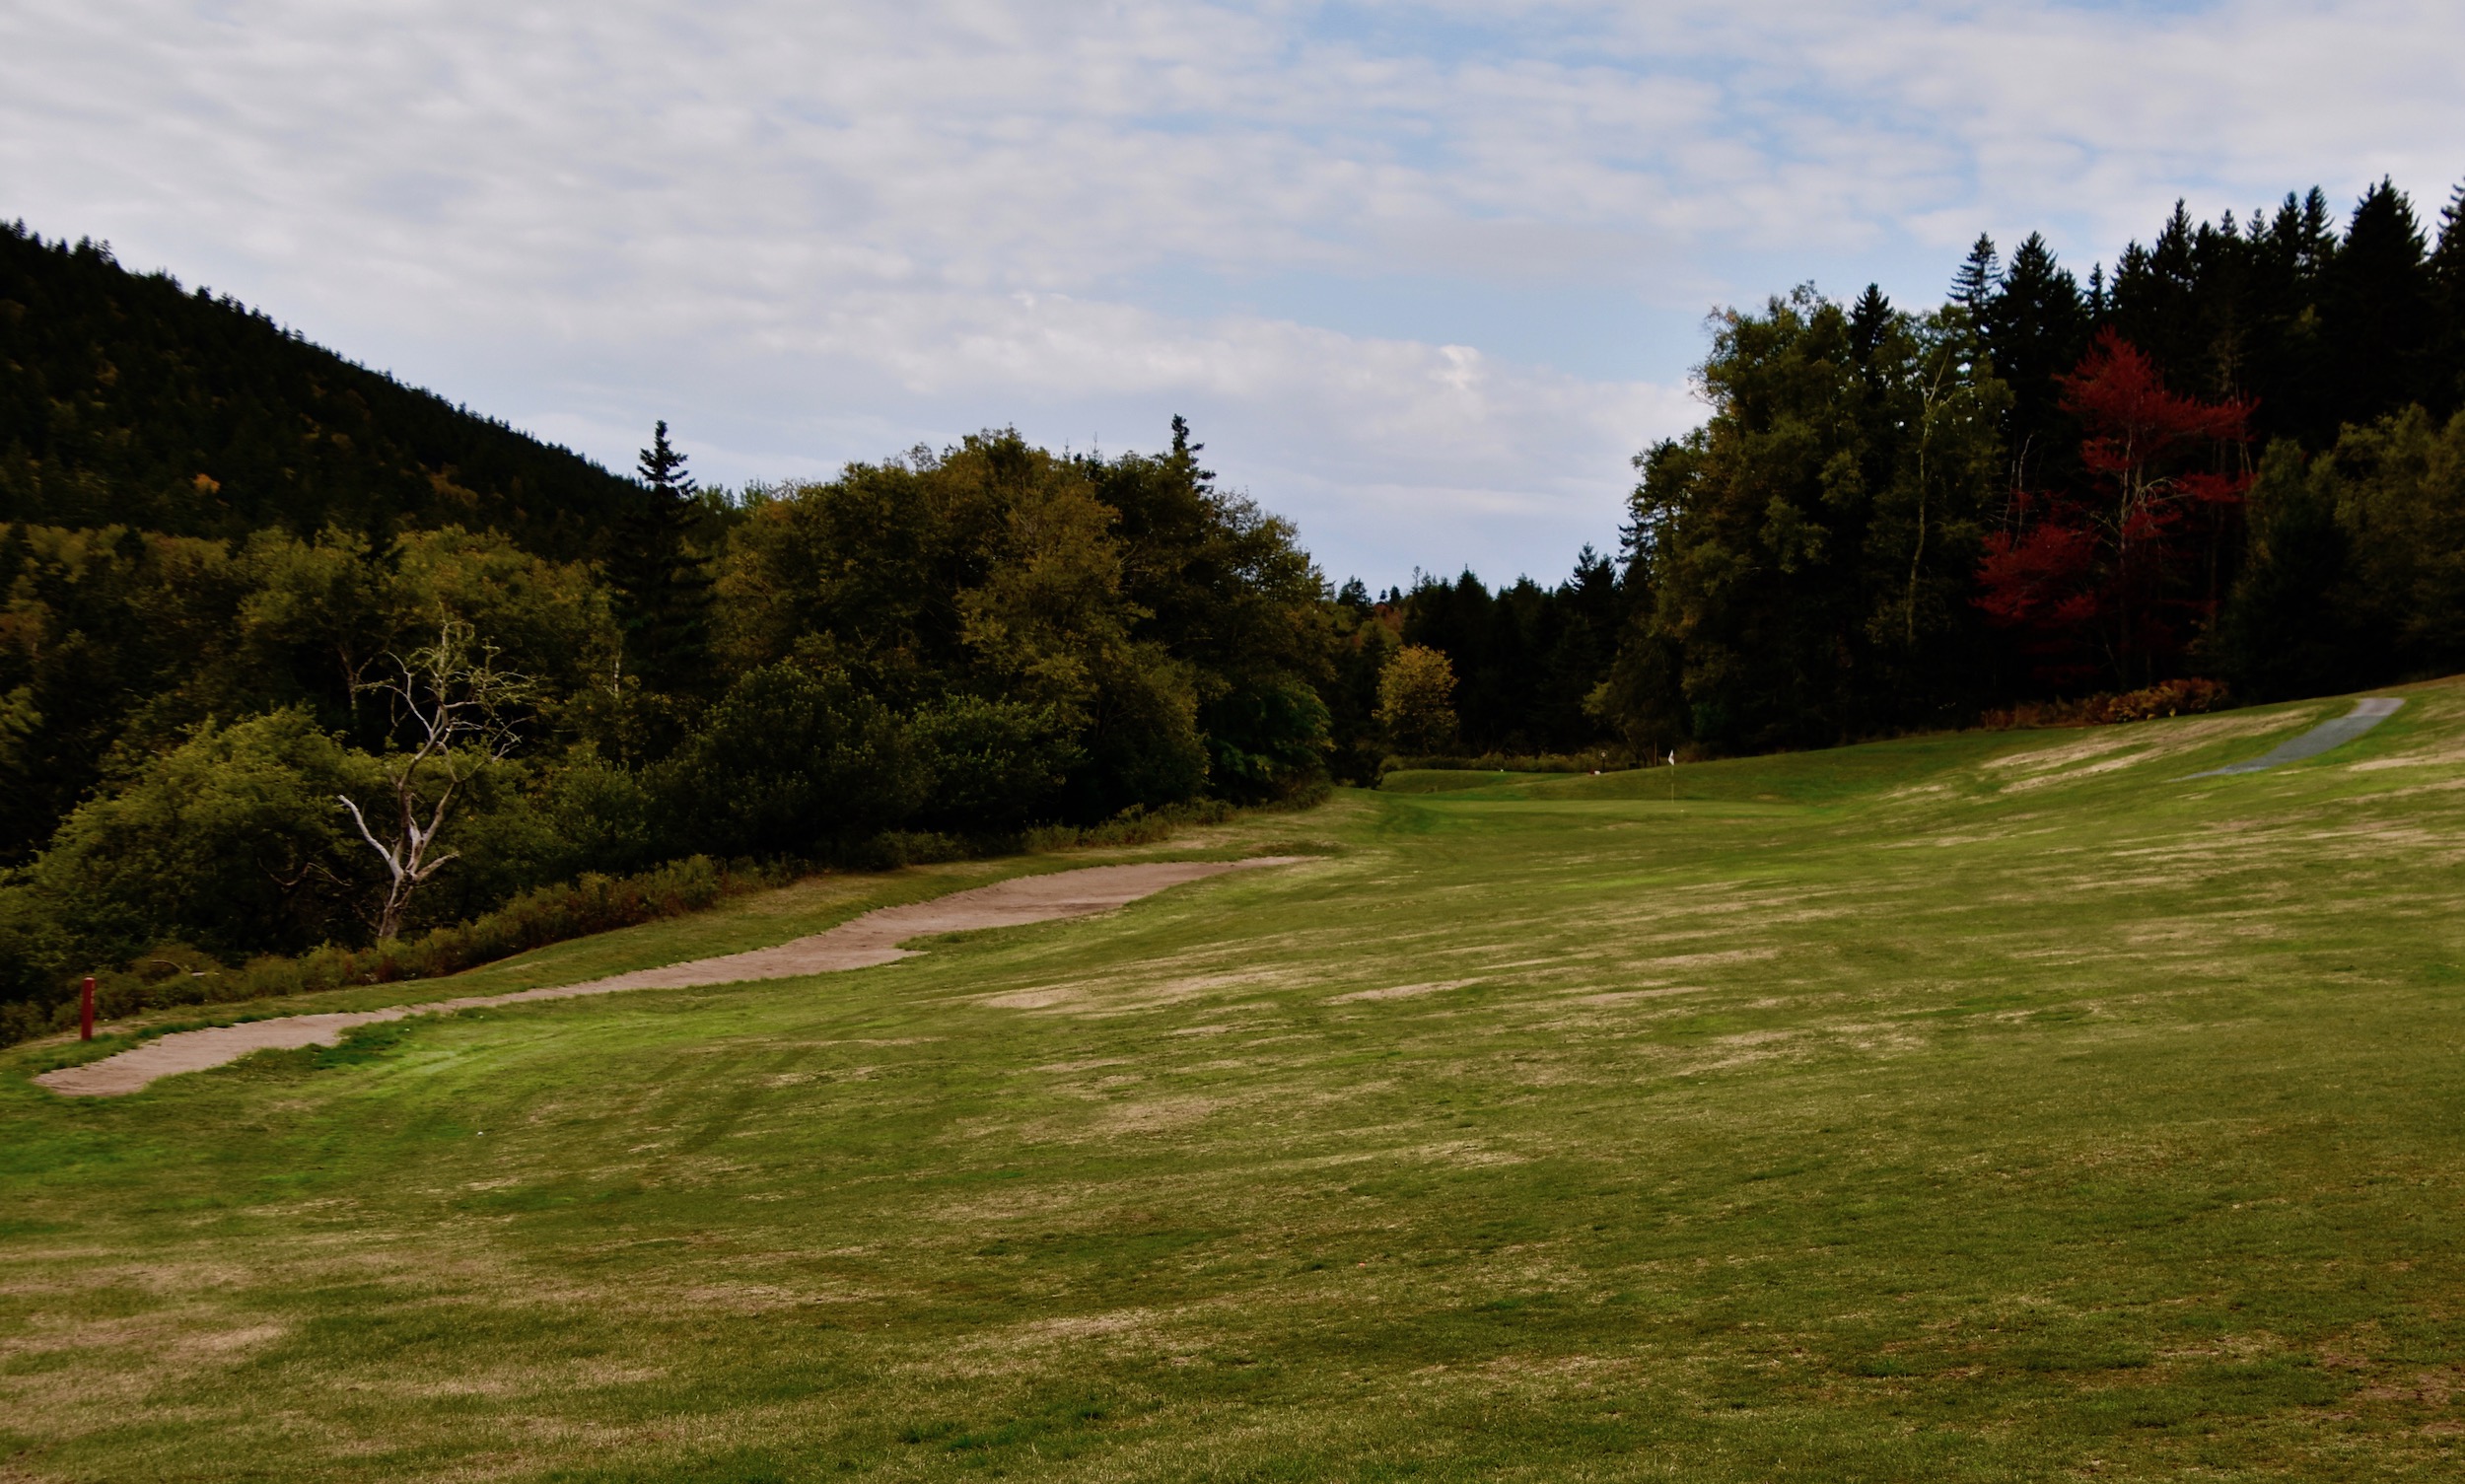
36 858 1302 1098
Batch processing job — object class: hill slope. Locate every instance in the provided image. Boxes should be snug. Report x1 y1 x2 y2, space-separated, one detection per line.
6 684 2465 1478
0 222 638 556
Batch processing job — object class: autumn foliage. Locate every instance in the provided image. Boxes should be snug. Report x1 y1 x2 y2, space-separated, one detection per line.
1976 329 2253 688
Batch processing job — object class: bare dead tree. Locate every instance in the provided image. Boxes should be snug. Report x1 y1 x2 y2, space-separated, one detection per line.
338 621 532 939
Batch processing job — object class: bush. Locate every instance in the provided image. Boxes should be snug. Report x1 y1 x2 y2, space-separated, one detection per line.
0 787 1303 1052
1020 798 1240 852
1377 748 1637 777
1979 678 2232 730
0 855 782 1048
1202 675 1333 804
909 696 1079 830
651 665 923 857
35 709 369 963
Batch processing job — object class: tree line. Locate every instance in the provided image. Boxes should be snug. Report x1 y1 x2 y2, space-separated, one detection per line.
1405 176 2465 756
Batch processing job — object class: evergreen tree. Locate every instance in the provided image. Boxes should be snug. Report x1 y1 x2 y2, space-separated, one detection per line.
2320 179 2434 427
1983 234 2089 491
2429 180 2465 416
1951 236 2001 313
2288 186 2340 279
2110 202 2206 393
1849 284 1895 392
607 420 715 694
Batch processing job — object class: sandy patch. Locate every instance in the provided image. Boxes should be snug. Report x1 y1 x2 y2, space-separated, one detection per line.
1324 979 1482 1004
1568 985 1696 1006
1022 1309 1153 1340
979 962 1306 1018
36 858 1305 1098
2352 742 2465 771
1986 713 2307 791
1637 947 1780 969
1092 1095 1232 1134
975 986 1082 1010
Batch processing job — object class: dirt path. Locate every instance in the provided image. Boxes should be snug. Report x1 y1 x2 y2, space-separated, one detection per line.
2185 697 2404 778
35 858 1303 1098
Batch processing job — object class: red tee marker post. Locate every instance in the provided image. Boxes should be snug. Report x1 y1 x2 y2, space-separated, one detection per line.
80 976 95 1041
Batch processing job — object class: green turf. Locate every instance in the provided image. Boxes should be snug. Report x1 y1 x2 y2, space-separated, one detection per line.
7 684 2465 1480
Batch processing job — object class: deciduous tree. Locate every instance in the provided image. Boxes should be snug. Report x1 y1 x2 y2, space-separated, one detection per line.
1976 330 2252 688
338 621 532 939
1377 645 1458 754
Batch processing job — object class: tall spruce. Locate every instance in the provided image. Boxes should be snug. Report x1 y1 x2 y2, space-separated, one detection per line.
608 420 715 693
2321 179 2434 425
1849 284 1895 380
1983 233 2089 492
2426 180 2465 415
1951 236 2001 313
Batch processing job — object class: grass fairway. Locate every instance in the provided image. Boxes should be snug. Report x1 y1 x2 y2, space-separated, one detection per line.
8 686 2465 1481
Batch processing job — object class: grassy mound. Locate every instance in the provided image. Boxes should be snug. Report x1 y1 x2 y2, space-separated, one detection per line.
6 684 2465 1479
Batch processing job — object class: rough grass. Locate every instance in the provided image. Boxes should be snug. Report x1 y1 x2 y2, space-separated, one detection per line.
6 684 2465 1479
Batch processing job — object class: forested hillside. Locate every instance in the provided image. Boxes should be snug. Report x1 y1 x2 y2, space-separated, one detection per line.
0 224 640 552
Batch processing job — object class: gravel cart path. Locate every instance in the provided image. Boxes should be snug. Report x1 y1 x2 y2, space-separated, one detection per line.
2185 697 2404 778
36 858 1303 1098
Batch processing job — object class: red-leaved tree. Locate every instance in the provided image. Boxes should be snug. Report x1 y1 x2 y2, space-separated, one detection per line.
1977 329 2252 689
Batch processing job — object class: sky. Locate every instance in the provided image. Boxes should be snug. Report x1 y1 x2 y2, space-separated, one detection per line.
4 2 2463 590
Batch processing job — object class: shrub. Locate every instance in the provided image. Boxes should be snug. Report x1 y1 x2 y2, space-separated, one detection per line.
1377 748 1637 777
909 696 1079 830
0 856 780 1047
651 665 922 857
1979 677 2232 730
35 709 369 963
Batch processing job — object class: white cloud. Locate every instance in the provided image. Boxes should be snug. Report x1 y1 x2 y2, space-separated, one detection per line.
2 1 2460 584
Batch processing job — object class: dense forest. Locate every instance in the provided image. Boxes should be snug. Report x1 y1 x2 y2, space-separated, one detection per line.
1412 177 2465 754
6 174 2465 1032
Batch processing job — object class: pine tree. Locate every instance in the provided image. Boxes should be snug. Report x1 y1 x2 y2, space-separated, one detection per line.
1984 234 2089 490
2110 202 2207 393
2295 186 2339 279
1849 284 1895 377
2432 180 2465 290
606 420 714 694
2431 179 2465 416
2321 178 2433 426
1951 236 2001 313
